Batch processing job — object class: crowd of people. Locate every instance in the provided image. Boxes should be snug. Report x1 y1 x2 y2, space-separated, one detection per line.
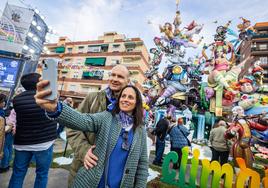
0 64 239 188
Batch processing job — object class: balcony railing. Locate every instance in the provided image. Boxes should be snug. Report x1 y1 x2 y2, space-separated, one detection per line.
82 71 104 80
251 47 268 52
252 34 268 39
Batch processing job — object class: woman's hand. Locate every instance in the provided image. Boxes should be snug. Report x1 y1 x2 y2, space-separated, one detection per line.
35 79 58 112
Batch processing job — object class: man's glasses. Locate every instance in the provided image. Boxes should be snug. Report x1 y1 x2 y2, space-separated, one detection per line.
122 130 130 151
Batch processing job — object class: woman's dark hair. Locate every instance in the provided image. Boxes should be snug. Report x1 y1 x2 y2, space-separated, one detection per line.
112 85 143 130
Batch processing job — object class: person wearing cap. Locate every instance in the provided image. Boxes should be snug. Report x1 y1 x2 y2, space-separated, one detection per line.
8 73 57 188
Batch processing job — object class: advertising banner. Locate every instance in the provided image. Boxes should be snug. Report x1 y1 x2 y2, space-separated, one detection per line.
0 56 22 88
0 4 34 53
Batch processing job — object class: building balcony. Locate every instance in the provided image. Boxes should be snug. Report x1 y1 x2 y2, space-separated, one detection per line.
84 57 106 66
252 37 268 42
40 51 150 68
59 90 86 99
82 71 104 80
55 46 65 53
251 48 268 56
252 34 268 39
61 69 69 73
58 77 109 84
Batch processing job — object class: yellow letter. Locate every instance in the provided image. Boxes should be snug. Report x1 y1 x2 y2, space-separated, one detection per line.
236 158 260 188
200 159 233 188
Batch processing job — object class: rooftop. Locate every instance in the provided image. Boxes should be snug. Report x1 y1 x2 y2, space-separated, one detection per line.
254 22 268 29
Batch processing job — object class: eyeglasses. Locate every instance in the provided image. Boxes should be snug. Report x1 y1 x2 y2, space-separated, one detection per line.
122 130 130 151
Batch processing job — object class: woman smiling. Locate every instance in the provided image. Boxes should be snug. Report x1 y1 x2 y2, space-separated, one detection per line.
35 81 148 188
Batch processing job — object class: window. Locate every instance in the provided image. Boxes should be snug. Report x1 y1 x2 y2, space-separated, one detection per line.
123 57 132 63
76 59 83 65
101 44 108 52
126 48 134 52
111 59 120 65
81 86 90 93
113 44 120 48
259 44 267 50
259 57 268 65
61 72 68 78
67 48 72 53
124 42 136 51
63 58 71 64
112 44 120 52
72 71 79 79
88 45 101 52
251 43 257 48
259 31 268 35
69 84 77 91
78 46 84 53
81 85 100 93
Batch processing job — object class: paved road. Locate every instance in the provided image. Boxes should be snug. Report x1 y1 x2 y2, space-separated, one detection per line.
0 167 69 188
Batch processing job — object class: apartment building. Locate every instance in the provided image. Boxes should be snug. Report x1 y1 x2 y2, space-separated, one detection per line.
38 32 150 105
237 22 268 87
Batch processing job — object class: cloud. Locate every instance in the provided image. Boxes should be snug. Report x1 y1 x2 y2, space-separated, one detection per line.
1 0 268 58
48 0 124 41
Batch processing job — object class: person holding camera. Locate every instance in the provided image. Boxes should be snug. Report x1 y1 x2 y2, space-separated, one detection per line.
8 73 57 188
66 65 130 186
35 81 149 188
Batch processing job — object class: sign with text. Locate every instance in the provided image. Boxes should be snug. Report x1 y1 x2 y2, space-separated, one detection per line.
0 57 22 88
0 4 34 53
161 147 268 188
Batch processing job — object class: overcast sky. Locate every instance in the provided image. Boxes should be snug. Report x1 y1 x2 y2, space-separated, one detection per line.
1 0 268 57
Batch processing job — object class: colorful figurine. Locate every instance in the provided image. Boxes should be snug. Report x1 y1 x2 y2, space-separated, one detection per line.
225 106 268 168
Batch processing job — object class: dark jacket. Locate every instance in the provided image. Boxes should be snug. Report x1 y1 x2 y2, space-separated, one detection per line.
13 90 57 145
154 118 169 141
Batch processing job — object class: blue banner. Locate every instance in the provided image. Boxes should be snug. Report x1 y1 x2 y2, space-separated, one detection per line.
0 57 22 88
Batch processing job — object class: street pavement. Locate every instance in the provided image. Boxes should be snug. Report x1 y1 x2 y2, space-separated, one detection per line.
0 167 69 188
0 138 70 188
0 137 213 188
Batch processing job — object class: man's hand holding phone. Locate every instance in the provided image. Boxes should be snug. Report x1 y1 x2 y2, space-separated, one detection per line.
41 59 58 100
35 79 58 112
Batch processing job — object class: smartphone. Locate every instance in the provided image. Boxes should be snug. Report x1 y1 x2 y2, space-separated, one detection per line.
42 59 58 100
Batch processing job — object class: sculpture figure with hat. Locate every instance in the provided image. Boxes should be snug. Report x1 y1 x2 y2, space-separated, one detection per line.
237 17 256 40
225 106 268 168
